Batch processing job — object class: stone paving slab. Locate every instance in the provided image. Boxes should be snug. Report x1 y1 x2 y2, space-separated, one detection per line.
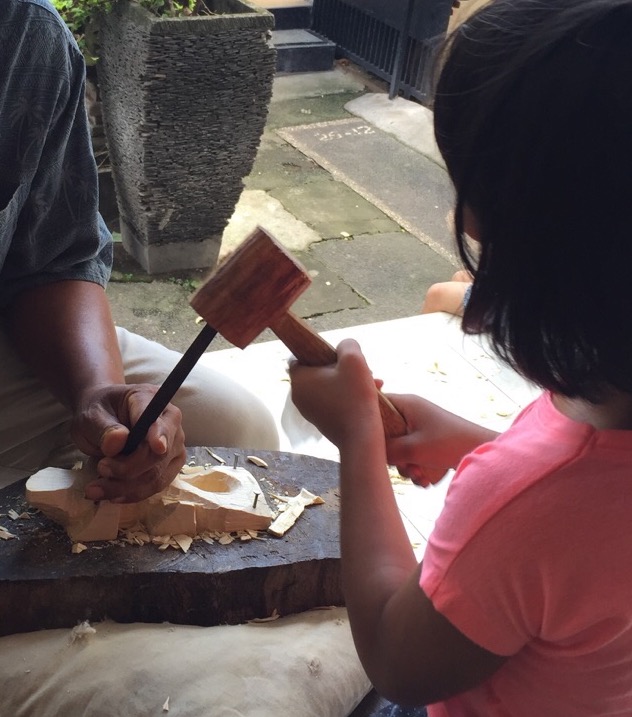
271 68 365 102
277 118 457 262
270 178 400 239
345 92 445 168
244 131 330 191
306 232 456 331
292 251 368 317
265 92 364 130
220 189 321 259
108 239 371 354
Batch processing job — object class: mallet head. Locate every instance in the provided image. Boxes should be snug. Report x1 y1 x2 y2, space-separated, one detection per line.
190 227 311 348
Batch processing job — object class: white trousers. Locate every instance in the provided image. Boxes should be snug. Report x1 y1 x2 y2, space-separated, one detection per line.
0 327 279 488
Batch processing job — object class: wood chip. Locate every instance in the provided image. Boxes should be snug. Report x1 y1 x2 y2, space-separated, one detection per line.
0 526 17 540
172 534 193 553
267 488 324 537
69 621 96 642
248 608 280 623
162 696 170 712
218 533 234 545
247 455 268 468
179 464 204 475
8 509 21 520
205 448 226 464
71 542 88 554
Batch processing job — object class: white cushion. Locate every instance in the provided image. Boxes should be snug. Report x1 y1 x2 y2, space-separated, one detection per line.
0 608 370 716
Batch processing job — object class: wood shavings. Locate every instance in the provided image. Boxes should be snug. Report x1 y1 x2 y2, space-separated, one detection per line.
427 360 447 376
179 464 204 475
307 657 322 676
122 527 152 547
69 620 96 642
248 608 280 623
71 542 88 554
105 525 266 552
6 509 34 521
0 526 17 540
162 696 170 712
173 534 193 553
205 448 226 464
246 455 268 468
268 488 324 537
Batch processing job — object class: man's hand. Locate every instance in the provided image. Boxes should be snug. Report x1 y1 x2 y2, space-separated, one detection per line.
71 383 186 503
7 281 187 504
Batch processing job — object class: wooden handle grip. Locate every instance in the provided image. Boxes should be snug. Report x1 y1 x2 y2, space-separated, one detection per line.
270 311 408 438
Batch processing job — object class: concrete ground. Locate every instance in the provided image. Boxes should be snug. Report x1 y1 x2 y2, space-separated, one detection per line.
106 63 460 354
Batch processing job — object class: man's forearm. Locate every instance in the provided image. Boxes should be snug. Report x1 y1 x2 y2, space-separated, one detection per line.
6 280 124 410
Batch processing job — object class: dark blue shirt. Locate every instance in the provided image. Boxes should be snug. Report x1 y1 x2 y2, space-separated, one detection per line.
0 0 111 308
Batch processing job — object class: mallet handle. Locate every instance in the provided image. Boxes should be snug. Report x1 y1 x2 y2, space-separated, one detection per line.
270 311 408 438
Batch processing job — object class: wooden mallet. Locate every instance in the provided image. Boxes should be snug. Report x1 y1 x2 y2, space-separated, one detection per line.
122 227 407 454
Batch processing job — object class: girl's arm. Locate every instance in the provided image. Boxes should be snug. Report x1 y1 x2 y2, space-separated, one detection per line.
5 280 186 503
289 339 506 705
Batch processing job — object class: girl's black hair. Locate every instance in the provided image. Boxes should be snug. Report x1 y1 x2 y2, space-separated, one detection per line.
434 0 632 400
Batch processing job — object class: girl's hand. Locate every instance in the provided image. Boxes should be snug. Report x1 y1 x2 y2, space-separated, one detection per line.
384 394 499 486
288 339 383 450
71 383 186 503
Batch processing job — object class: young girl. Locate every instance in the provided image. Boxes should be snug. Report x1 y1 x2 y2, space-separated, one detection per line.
289 1 632 714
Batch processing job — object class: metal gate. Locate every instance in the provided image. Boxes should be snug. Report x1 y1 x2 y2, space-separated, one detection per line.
311 0 453 104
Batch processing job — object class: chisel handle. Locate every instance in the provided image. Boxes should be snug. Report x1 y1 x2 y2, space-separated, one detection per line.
270 311 408 438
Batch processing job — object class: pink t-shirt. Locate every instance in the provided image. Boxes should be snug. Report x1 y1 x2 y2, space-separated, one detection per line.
421 392 632 717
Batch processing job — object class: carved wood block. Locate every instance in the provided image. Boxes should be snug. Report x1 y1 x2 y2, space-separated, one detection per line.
25 464 274 543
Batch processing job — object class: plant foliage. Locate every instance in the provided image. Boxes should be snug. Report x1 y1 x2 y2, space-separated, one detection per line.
53 0 207 63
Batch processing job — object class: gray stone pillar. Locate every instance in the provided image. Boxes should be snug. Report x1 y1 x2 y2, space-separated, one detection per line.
98 0 275 273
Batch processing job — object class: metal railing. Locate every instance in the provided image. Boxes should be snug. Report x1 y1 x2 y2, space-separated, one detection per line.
311 0 452 104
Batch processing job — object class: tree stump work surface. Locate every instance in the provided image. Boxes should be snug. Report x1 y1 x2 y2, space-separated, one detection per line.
0 449 342 637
